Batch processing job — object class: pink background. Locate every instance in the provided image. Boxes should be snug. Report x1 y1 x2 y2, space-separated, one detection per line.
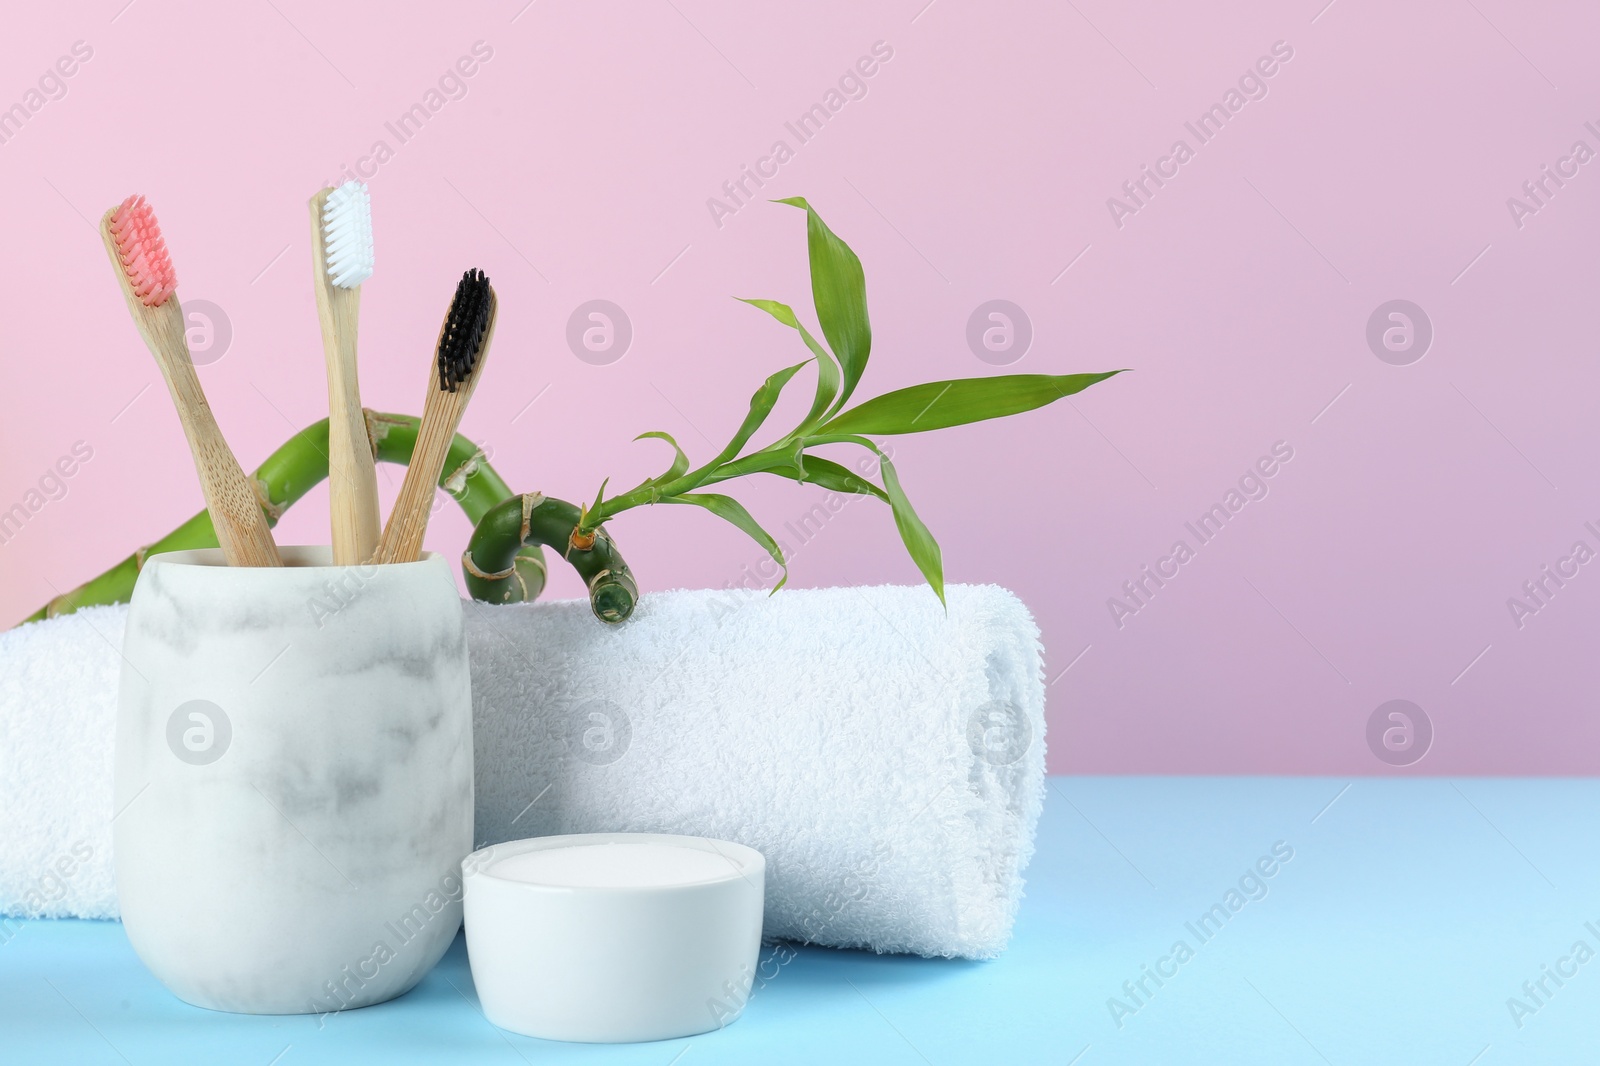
1 0 1595 775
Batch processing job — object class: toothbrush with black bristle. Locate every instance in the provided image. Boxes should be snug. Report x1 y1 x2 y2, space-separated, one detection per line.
310 181 380 566
100 194 283 568
372 268 497 564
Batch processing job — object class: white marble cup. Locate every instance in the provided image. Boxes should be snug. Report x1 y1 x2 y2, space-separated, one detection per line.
113 547 474 1015
463 833 766 1043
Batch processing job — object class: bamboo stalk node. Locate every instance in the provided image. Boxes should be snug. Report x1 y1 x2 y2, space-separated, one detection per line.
254 478 287 523
443 448 489 497
461 552 517 581
365 409 407 454
519 493 545 542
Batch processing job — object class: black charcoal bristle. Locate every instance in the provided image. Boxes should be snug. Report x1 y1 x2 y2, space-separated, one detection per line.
438 268 491 392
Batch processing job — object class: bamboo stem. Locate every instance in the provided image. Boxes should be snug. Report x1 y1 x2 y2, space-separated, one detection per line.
15 412 558 626
465 493 637 624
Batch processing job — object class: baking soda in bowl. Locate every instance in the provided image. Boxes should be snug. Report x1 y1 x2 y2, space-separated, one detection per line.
462 833 766 1043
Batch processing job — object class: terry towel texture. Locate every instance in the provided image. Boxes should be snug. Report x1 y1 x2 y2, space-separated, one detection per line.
0 583 1045 958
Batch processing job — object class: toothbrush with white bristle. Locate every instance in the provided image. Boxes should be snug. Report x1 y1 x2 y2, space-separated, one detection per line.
310 181 380 565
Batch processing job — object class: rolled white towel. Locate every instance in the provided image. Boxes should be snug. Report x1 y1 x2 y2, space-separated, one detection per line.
0 584 1045 959
0 605 123 923
467 583 1046 958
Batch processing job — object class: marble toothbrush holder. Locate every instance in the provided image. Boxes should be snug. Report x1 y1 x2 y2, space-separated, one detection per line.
112 546 475 1015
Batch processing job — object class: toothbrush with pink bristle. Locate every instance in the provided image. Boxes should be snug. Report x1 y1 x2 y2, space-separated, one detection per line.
100 194 283 568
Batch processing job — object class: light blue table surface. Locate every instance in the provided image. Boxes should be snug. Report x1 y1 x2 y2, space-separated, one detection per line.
4 777 1596 1064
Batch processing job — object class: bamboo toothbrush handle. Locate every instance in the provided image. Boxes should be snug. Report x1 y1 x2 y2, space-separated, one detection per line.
144 300 283 568
310 191 381 565
100 206 280 568
372 379 463 564
373 285 496 565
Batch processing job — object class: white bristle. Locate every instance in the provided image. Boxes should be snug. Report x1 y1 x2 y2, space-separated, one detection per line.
322 181 374 288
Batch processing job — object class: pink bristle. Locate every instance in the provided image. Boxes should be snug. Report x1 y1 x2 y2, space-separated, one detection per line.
108 194 178 307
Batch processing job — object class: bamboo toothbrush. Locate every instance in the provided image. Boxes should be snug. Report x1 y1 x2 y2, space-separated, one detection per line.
310 181 380 565
371 269 497 564
101 195 283 568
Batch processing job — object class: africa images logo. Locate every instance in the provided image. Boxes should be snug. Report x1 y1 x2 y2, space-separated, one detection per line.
166 700 232 766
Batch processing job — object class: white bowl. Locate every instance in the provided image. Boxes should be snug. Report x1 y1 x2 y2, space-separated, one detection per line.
462 833 765 1042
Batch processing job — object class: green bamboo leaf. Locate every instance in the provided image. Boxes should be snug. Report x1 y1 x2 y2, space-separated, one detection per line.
775 197 870 411
801 335 842 431
595 363 808 519
707 448 887 501
702 359 811 474
877 454 944 606
705 441 806 484
820 371 1125 437
634 430 689 485
738 297 841 432
581 477 610 526
792 454 887 500
737 298 800 329
664 492 788 592
812 433 942 602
